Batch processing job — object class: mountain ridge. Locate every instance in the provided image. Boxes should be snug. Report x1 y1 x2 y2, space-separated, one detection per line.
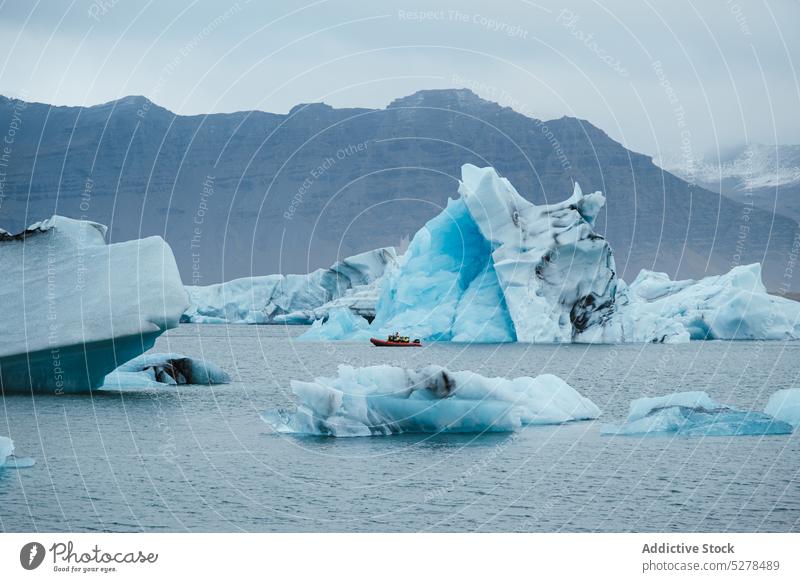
1 88 797 291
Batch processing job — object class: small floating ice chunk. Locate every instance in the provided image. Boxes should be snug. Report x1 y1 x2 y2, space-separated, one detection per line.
606 391 793 436
102 352 230 389
764 389 800 427
0 436 35 469
261 365 600 437
296 308 371 342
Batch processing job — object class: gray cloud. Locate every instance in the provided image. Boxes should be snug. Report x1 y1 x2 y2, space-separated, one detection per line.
0 0 797 160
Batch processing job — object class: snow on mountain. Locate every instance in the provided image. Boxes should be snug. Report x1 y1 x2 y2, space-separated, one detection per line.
661 144 800 221
261 364 601 437
182 247 397 324
0 216 188 393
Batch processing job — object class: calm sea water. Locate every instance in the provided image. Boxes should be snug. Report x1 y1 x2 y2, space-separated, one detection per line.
1 324 799 532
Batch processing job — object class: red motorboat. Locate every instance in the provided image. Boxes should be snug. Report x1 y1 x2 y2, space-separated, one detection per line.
370 337 422 347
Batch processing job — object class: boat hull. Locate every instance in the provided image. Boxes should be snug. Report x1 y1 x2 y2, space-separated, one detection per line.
370 338 422 347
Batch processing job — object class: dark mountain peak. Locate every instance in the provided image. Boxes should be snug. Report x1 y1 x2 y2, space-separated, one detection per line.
90 95 169 116
387 88 498 112
288 102 334 116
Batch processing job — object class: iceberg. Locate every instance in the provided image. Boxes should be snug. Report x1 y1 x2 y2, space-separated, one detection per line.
618 265 800 341
182 247 397 324
302 164 800 344
0 436 35 469
0 216 188 394
261 364 601 437
764 389 800 427
605 391 793 436
102 352 231 389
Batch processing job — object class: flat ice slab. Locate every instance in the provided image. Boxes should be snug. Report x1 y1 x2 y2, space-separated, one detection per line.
605 391 793 436
0 216 188 393
261 364 600 437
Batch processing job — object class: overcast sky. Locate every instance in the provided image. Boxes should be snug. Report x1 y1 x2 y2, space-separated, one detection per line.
1 0 798 162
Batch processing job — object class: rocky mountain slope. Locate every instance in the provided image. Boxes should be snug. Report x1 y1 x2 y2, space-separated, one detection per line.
1 90 797 291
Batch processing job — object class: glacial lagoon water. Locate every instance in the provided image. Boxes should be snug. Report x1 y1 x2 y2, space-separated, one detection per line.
1 324 799 532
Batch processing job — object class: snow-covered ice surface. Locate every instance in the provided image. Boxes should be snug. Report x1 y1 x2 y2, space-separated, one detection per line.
605 391 793 436
764 389 800 427
261 364 601 437
102 352 230 390
303 164 800 344
0 216 188 393
0 436 35 469
182 248 397 324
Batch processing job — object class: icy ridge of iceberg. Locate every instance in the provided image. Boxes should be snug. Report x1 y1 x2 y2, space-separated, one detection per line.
261 364 601 437
183 247 397 324
459 164 619 343
764 388 800 427
0 216 188 393
605 391 793 436
102 352 231 389
0 436 35 469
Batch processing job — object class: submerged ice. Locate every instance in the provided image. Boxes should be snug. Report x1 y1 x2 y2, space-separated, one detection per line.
605 391 793 436
102 352 230 389
302 164 800 344
0 216 188 393
261 365 601 437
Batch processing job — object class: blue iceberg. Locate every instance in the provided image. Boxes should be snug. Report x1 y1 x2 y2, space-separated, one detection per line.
261 364 601 437
605 391 793 436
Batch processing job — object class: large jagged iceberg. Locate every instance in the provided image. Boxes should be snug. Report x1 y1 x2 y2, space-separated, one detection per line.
604 391 793 436
182 247 397 324
303 164 618 342
302 164 800 343
0 216 188 394
102 352 230 389
764 389 800 427
261 364 601 437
